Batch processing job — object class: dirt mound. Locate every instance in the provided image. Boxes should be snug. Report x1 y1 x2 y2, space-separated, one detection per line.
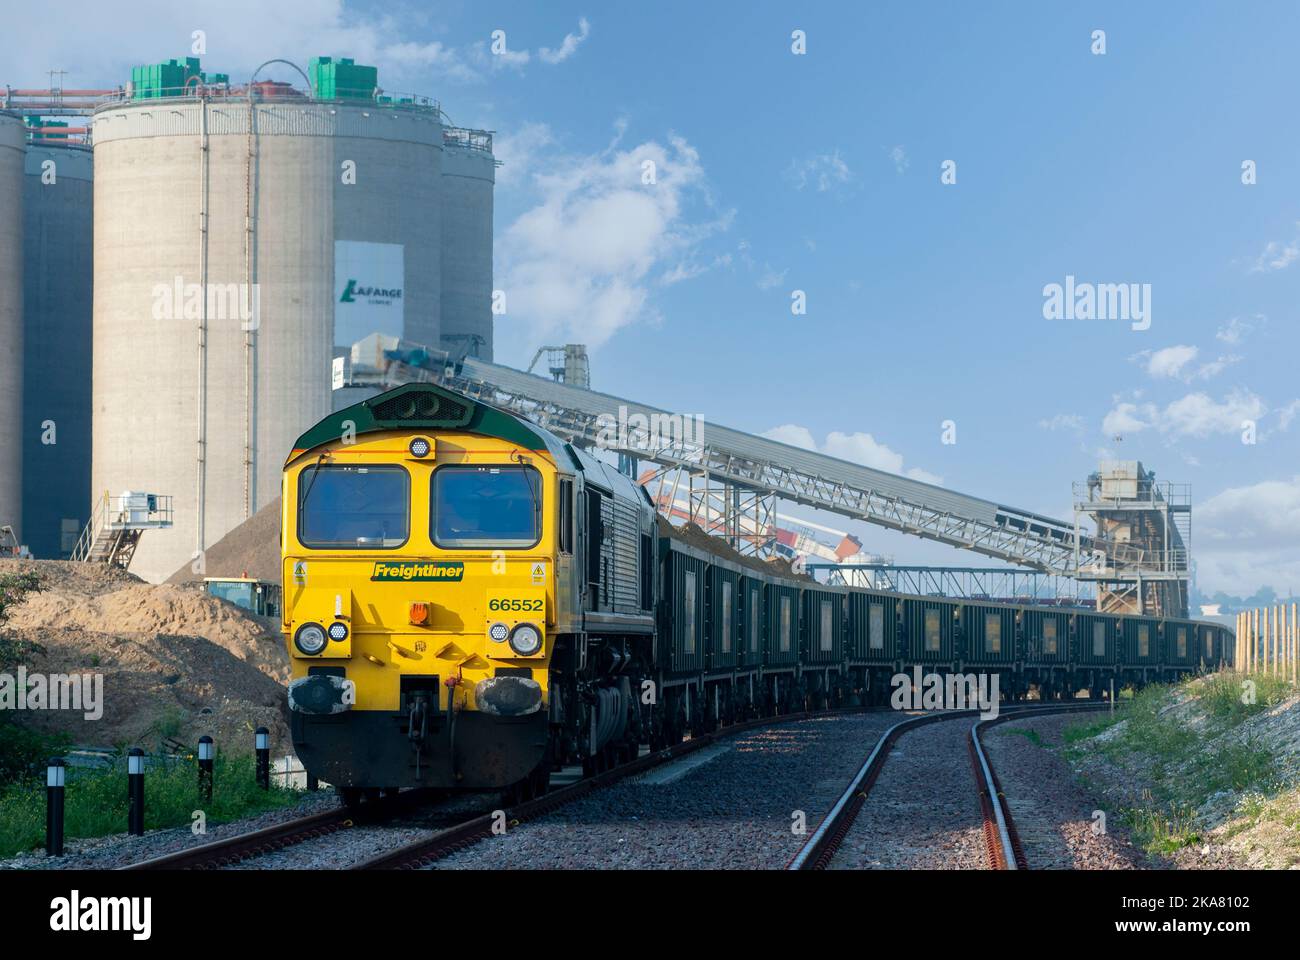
657 516 812 581
167 497 282 586
0 559 291 753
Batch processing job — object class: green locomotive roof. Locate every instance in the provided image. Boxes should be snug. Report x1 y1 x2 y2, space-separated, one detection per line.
286 381 570 464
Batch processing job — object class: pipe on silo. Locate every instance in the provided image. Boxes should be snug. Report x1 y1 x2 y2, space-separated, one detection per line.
196 98 209 561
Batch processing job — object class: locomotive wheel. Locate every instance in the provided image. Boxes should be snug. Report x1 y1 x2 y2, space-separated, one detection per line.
338 787 364 812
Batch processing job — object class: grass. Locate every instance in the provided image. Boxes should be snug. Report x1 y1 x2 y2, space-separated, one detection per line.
1004 727 1043 747
0 752 302 859
1062 671 1296 859
1196 671 1292 724
1127 793 1202 853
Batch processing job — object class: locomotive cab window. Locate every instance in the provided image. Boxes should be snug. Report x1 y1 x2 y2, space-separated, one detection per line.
298 464 409 549
431 465 541 549
558 478 573 554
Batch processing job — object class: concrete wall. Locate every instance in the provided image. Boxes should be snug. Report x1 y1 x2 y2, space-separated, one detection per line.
0 115 25 541
440 140 494 361
91 99 442 581
22 144 93 558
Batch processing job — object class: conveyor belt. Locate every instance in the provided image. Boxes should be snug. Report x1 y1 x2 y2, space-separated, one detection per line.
443 358 1091 574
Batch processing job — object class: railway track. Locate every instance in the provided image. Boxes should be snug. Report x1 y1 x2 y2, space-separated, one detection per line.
119 707 850 870
788 701 1109 870
352 707 867 870
120 702 1107 871
119 787 452 871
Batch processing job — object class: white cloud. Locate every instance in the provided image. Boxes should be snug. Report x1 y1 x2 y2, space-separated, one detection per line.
1102 402 1153 436
1250 223 1300 272
493 122 556 189
757 264 787 290
889 145 909 174
786 151 854 193
1216 315 1263 345
1143 345 1198 379
495 126 728 354
1276 399 1300 431
537 18 591 65
1196 477 1300 594
762 425 943 485
1161 390 1265 438
1039 413 1086 433
477 17 593 71
1102 390 1267 439
1131 344 1239 382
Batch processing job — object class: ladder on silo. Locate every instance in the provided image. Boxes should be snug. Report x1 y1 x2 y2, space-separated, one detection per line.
71 492 174 570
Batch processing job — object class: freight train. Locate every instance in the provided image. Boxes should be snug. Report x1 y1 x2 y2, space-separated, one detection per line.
280 382 1232 806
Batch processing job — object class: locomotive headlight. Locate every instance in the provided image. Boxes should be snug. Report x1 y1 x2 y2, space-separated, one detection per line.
487 621 510 643
508 622 543 656
294 622 328 656
327 621 349 642
408 437 432 458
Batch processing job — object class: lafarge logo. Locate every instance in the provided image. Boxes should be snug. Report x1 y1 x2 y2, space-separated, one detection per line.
340 279 403 304
50 891 151 940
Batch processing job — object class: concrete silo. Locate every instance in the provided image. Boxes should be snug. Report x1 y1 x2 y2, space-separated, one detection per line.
440 128 495 362
0 113 25 543
91 65 443 581
22 142 93 558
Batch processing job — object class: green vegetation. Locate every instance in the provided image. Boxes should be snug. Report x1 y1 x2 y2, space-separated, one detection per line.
1062 672 1294 858
1198 671 1291 723
1128 793 1202 854
1004 727 1043 747
0 571 51 794
0 751 301 859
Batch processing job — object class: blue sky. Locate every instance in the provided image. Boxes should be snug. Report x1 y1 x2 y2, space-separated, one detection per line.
8 1 1299 597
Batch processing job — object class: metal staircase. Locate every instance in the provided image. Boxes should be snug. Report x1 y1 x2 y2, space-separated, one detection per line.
71 492 174 570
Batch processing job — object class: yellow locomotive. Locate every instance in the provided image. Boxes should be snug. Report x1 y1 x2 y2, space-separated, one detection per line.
282 381 657 807
283 381 1234 809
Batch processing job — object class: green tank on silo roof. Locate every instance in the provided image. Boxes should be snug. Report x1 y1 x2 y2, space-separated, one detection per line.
309 57 378 101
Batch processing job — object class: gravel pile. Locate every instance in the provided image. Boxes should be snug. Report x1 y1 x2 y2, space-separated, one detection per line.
830 716 989 869
983 715 1157 869
429 713 897 870
1 558 291 753
167 497 282 587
